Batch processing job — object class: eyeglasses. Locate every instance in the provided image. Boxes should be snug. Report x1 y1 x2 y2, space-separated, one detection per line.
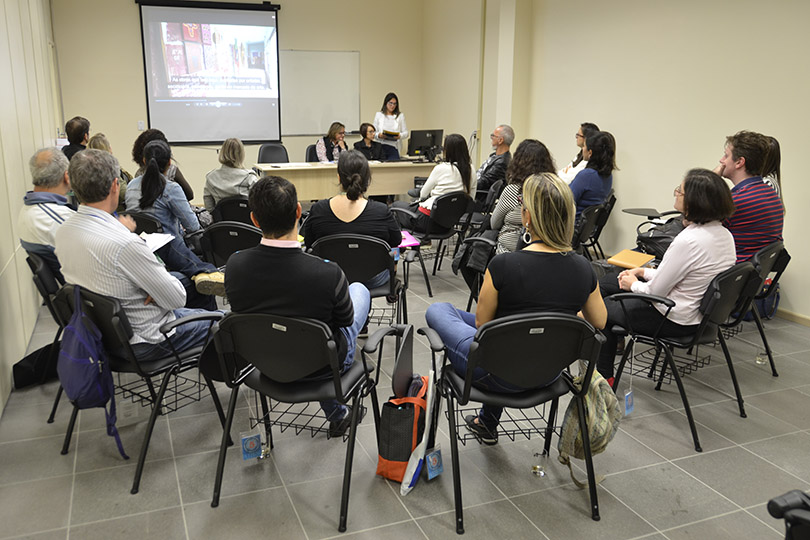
575 133 584 139
387 101 397 106
673 185 684 196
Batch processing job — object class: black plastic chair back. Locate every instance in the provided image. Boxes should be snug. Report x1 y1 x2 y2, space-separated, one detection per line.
128 212 163 234
464 313 603 402
697 262 760 337
427 191 471 234
572 203 604 250
200 221 262 267
212 196 252 225
305 144 318 162
257 143 289 163
590 193 616 243
26 253 63 322
751 241 790 300
311 234 395 290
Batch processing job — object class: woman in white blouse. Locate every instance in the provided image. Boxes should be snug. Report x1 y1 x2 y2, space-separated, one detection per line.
373 92 408 161
557 122 599 184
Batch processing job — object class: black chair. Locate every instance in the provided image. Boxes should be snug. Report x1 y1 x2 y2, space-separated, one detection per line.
391 191 471 297
611 262 762 452
311 234 407 326
581 192 616 260
456 234 498 311
257 142 289 163
748 241 791 376
421 313 606 533
204 312 379 532
200 221 262 268
211 196 252 225
52 284 226 494
305 144 318 162
571 203 606 261
464 179 504 238
127 212 163 234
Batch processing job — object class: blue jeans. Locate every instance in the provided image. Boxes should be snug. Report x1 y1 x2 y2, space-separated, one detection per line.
318 283 371 422
131 308 222 362
157 236 217 278
425 302 532 430
363 269 390 290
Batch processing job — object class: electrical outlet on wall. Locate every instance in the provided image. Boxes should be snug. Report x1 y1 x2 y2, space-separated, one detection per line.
137 121 145 131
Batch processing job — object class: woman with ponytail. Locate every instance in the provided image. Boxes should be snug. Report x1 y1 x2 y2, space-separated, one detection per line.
125 140 223 302
302 149 401 288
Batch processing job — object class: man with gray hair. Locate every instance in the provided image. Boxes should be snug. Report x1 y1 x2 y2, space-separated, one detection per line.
55 149 217 362
18 147 75 282
475 124 513 201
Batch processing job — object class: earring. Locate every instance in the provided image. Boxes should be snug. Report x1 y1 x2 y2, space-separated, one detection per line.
522 228 532 245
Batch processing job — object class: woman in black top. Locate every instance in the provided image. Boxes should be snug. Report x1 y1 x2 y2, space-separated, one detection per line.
425 172 607 444
303 150 401 288
353 123 385 161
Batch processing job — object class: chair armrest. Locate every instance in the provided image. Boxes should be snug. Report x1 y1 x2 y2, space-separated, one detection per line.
160 311 225 335
363 325 404 354
390 206 418 220
417 326 445 353
608 292 675 309
463 235 497 248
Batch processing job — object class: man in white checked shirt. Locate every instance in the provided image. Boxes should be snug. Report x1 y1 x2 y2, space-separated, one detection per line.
55 149 217 361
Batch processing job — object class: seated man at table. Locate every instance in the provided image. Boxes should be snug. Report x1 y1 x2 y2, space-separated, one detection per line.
224 175 371 436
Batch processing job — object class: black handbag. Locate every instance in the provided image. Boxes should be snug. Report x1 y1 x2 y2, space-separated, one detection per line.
636 215 685 259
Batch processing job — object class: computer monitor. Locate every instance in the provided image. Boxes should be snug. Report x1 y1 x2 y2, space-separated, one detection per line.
407 129 444 160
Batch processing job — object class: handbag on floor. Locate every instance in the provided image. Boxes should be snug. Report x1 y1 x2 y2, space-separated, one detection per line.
376 375 428 482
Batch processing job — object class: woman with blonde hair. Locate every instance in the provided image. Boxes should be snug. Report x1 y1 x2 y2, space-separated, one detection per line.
88 132 132 211
425 172 606 444
203 137 259 212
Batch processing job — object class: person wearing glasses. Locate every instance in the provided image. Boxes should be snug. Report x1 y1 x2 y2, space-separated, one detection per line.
569 130 616 218
373 92 408 161
353 123 385 161
557 122 600 184
597 169 736 383
475 124 514 197
316 122 348 163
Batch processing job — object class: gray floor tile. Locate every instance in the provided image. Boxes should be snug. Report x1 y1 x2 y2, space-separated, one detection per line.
417 500 543 539
4 530 68 540
573 429 667 477
0 476 72 538
329 520 426 540
744 431 810 483
67 508 185 540
601 462 738 530
0 396 76 443
617 410 734 459
744 388 810 429
74 419 171 473
0 434 74 485
674 446 810 507
2 380 61 410
513 484 656 540
743 327 810 356
184 487 305 539
744 503 787 536
167 408 253 457
753 353 810 388
689 399 797 444
663 509 782 539
287 471 411 539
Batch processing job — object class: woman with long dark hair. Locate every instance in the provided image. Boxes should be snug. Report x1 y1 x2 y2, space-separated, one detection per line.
569 130 616 217
557 122 600 184
131 128 194 200
373 92 408 161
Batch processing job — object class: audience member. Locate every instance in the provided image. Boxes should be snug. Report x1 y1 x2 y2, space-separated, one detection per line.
225 176 370 436
569 130 616 218
125 140 223 304
132 129 194 200
353 123 385 161
18 148 75 282
393 133 474 234
203 138 259 212
490 139 556 254
475 124 514 197
54 149 216 362
316 122 348 163
597 169 736 381
374 92 408 161
715 130 784 262
88 133 132 212
761 135 783 200
62 116 90 160
557 122 600 184
425 172 606 444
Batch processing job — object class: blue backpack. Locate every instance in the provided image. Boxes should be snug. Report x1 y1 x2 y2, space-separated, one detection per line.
57 285 128 459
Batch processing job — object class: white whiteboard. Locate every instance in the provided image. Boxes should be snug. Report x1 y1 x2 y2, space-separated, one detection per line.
280 50 360 136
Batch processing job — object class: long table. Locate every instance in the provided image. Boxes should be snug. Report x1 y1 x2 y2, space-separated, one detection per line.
254 161 436 200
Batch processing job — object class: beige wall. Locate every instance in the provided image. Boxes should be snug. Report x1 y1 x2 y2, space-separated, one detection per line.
0 0 61 407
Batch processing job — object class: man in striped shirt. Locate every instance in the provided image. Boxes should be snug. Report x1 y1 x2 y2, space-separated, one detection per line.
18 148 76 282
717 131 784 262
55 149 215 361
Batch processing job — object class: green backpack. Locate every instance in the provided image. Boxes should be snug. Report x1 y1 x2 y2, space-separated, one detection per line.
557 361 622 487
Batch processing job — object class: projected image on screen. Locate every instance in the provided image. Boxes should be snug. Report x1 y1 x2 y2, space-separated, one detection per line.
140 4 280 143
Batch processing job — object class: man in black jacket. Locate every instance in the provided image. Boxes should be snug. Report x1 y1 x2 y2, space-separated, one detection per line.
475 124 513 203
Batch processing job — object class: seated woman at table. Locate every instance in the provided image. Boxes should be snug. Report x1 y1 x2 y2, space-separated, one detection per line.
569 130 616 218
203 138 259 212
425 172 607 444
316 122 348 163
353 123 385 161
597 168 736 382
393 133 475 234
302 150 401 289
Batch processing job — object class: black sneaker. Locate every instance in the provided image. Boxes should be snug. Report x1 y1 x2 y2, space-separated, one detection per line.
464 414 498 445
328 405 367 438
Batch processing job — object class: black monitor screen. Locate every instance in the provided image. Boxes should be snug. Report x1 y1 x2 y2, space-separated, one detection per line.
407 129 444 157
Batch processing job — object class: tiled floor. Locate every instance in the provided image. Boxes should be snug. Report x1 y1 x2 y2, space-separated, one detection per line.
1 266 808 539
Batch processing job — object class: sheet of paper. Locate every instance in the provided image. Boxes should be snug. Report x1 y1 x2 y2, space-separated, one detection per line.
139 232 174 252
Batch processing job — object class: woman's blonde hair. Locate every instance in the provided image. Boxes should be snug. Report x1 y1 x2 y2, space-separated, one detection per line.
522 172 575 251
219 138 245 168
87 133 112 153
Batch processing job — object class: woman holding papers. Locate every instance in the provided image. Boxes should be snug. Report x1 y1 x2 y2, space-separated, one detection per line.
425 172 607 444
596 168 736 381
302 150 401 288
374 92 408 161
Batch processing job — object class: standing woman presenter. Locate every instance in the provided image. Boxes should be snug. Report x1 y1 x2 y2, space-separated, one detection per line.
374 92 408 161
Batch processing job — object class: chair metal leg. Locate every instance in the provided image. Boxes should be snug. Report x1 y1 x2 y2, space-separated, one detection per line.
400 287 409 325
612 343 634 391
543 398 559 456
752 307 778 377
60 405 79 455
205 374 233 446
212 386 240 507
717 332 746 418
132 368 176 494
48 385 64 424
648 347 663 380
259 393 273 449
575 394 600 521
338 394 362 533
416 250 433 297
432 240 445 275
654 346 672 391
445 391 464 534
664 348 701 452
